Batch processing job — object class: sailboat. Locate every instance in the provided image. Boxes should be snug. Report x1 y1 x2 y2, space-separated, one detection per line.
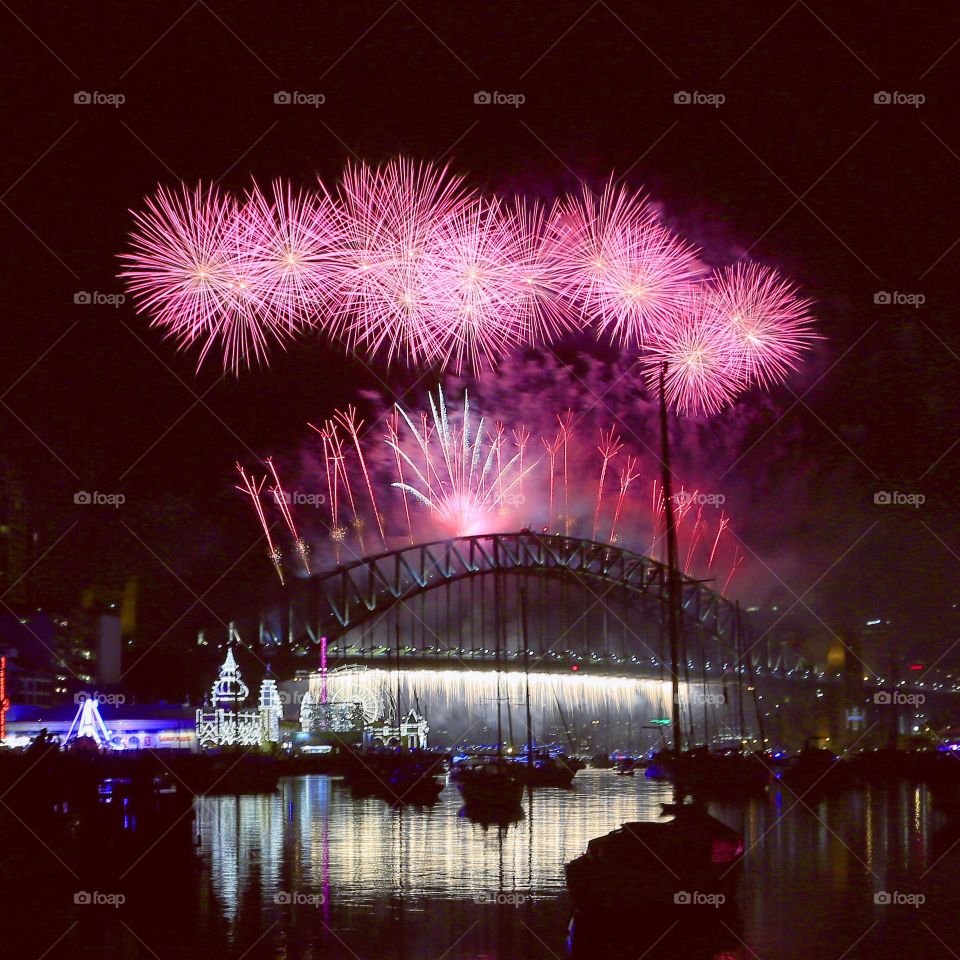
456 580 525 818
565 363 745 913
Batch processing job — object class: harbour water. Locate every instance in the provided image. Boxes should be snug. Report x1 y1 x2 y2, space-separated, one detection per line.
5 770 959 959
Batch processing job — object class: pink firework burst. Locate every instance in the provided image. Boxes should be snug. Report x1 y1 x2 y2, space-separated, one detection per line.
548 180 704 345
231 179 342 334
331 157 480 364
709 262 818 388
425 197 543 373
641 285 743 416
120 183 287 373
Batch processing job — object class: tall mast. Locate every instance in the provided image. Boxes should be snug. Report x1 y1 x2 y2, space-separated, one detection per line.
659 362 683 757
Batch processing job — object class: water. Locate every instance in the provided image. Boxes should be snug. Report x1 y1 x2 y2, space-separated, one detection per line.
5 771 960 959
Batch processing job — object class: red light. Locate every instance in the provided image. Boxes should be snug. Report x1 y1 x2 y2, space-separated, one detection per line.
571 664 580 672
909 664 923 671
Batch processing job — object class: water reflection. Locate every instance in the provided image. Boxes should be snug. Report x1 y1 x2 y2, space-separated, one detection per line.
6 773 959 959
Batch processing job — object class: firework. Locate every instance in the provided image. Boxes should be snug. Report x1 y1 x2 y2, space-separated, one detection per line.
709 262 818 388
331 157 480 364
387 386 536 536
266 457 311 575
425 197 538 373
121 183 288 373
231 179 342 332
593 426 623 541
548 180 703 345
641 286 743 416
236 464 284 584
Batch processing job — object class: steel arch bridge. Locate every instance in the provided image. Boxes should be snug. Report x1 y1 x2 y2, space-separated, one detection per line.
221 532 800 678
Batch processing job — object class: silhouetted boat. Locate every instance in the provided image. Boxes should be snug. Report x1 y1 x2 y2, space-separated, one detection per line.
565 801 743 913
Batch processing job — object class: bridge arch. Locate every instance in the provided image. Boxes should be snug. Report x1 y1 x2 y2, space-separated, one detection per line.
223 532 780 677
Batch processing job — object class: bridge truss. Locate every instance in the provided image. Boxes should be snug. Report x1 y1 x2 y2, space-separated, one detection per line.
220 532 802 678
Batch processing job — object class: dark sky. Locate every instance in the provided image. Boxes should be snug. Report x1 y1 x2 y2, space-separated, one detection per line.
3 1 959 694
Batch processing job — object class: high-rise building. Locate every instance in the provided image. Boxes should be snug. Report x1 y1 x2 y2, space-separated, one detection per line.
0 467 29 604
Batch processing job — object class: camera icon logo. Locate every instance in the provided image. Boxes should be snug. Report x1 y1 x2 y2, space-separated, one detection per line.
873 491 891 505
74 291 92 305
474 91 492 104
74 491 92 505
674 91 691 104
74 91 91 105
874 291 891 305
274 91 292 105
673 891 691 904
874 891 892 904
874 691 892 705
74 891 92 904
874 92 892 105
274 891 292 904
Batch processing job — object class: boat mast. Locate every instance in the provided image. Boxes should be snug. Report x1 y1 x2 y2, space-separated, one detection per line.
520 579 533 769
659 362 683 758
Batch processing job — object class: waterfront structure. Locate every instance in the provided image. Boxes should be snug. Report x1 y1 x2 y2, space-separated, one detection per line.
195 646 282 748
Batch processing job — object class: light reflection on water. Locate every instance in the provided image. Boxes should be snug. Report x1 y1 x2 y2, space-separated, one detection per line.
7 771 959 959
190 772 960 960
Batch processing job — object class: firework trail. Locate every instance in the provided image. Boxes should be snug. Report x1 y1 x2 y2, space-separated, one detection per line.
335 406 387 548
609 455 640 544
708 514 730 569
236 464 284 584
542 433 561 534
385 410 413 544
266 457 311 575
593 426 624 541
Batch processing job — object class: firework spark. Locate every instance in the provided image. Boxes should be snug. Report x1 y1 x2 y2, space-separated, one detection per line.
548 180 703 345
331 157 479 364
236 464 284 584
387 386 536 536
709 262 818 389
121 183 289 372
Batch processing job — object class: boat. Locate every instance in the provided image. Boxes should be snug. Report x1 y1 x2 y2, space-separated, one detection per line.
510 746 583 787
455 756 525 813
565 801 743 913
344 748 445 804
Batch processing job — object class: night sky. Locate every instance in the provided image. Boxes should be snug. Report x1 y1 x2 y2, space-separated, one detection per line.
3 2 959 696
